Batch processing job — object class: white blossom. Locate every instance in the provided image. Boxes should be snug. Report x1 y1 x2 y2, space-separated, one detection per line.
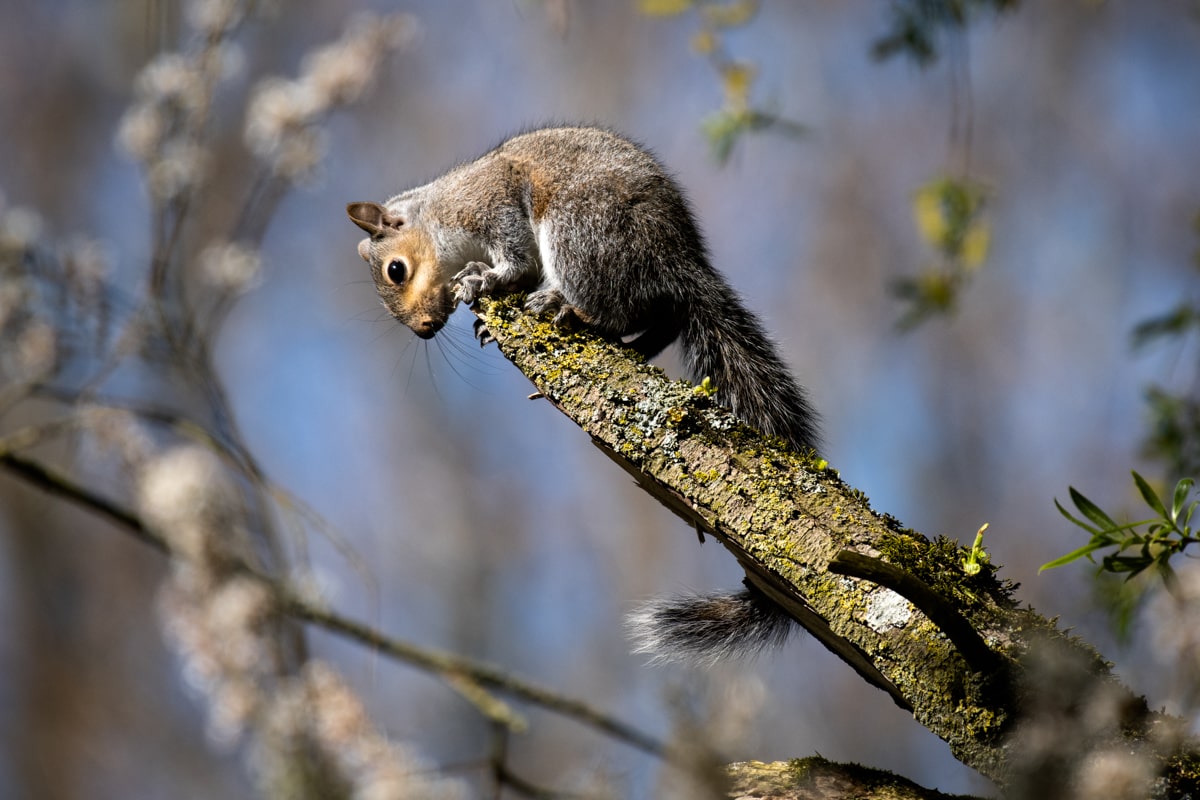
186 0 244 36
136 445 234 562
0 206 44 252
243 12 415 182
80 406 154 467
0 280 25 332
1072 747 1159 800
136 53 206 115
147 139 209 201
198 240 262 294
116 104 166 162
15 320 56 377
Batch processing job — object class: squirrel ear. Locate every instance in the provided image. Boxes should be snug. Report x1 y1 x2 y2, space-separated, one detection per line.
347 202 406 236
347 202 388 236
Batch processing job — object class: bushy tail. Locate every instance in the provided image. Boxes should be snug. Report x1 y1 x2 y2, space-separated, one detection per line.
629 276 816 664
680 278 819 454
627 583 794 666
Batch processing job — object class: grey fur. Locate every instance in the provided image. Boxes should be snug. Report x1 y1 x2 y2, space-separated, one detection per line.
349 126 819 663
627 585 795 667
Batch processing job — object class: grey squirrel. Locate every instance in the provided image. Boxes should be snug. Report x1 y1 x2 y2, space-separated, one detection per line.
347 125 819 663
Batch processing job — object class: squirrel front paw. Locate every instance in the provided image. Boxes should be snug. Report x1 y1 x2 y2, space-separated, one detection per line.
452 261 493 305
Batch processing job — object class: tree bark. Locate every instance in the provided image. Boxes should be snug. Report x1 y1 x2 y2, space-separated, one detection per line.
727 758 984 800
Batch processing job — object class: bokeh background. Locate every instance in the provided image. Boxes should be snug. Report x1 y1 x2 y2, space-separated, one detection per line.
1 1 1199 797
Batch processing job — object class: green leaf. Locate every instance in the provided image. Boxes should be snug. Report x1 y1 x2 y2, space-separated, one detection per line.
1054 497 1101 536
1091 572 1147 644
1039 540 1109 573
740 111 808 140
1132 471 1168 519
1141 388 1200 480
1172 478 1195 524
1102 553 1153 576
1131 304 1199 350
962 523 989 575
1158 559 1182 599
1069 486 1119 531
1049 473 1200 583
701 110 747 164
1185 499 1199 529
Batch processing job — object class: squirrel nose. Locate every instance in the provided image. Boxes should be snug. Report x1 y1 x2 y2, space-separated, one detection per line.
413 319 440 338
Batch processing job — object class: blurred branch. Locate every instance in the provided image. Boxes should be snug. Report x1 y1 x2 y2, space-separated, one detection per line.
485 724 597 800
0 449 668 760
0 451 166 553
29 384 372 583
468 295 1200 793
285 593 670 759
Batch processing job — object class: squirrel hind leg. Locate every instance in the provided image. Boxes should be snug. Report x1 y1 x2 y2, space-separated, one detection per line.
525 289 594 329
626 583 795 666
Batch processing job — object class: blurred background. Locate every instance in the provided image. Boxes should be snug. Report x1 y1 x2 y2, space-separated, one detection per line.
1 1 1199 797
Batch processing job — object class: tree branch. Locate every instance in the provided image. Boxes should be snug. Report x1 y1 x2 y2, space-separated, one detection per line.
468 295 1200 792
726 758 986 800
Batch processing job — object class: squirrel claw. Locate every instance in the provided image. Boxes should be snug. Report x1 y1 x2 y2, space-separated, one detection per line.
453 261 492 306
456 276 483 306
472 317 495 347
452 261 489 283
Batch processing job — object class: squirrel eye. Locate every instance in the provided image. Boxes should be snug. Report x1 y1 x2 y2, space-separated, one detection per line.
385 259 407 285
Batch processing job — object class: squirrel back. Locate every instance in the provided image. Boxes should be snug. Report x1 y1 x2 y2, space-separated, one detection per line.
348 126 818 663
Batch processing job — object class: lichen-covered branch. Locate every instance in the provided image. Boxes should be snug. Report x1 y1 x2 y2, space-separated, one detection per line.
470 295 1200 793
726 757 985 800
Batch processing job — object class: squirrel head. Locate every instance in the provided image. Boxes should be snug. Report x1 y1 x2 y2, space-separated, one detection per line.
347 201 455 339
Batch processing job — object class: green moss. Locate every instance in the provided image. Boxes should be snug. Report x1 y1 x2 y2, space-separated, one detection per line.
874 531 1016 615
784 756 819 782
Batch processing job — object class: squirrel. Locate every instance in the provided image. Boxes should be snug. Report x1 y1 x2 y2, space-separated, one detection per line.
347 125 819 664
